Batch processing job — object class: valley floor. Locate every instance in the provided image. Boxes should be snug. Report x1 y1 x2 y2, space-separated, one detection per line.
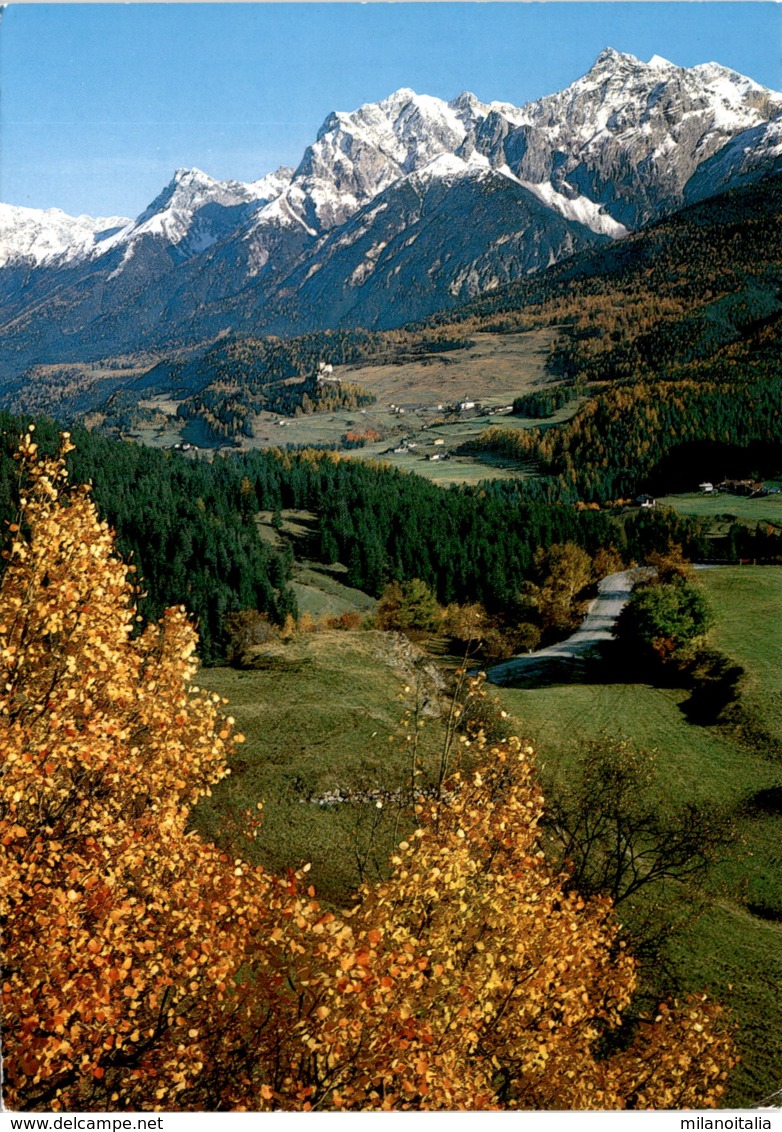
124 329 578 487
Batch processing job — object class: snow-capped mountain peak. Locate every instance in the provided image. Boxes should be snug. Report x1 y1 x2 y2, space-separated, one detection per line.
128 165 287 238
647 53 677 71
134 167 237 225
280 86 483 231
1 47 781 367
95 164 294 269
447 90 485 120
588 46 646 74
691 60 767 90
0 203 131 268
482 46 782 228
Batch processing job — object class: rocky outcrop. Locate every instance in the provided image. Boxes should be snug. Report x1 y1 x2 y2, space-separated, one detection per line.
0 49 779 378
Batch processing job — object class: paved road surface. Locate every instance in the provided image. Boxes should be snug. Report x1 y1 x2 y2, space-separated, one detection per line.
486 568 654 686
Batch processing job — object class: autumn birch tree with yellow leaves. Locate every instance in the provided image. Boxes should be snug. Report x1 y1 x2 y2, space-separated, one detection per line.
1 431 735 1111
0 429 318 1111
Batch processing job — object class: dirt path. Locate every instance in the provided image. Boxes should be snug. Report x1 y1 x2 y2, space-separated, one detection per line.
486 567 654 685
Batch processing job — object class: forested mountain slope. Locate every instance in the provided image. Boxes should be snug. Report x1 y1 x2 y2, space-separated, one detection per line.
418 169 782 383
0 50 779 375
5 169 781 431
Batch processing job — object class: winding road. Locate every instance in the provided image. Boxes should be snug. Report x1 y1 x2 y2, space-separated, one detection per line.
486 567 654 686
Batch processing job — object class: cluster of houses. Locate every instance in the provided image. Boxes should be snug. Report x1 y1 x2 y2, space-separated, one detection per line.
379 393 518 465
634 480 778 509
448 398 511 418
384 434 452 462
390 395 502 420
426 437 450 461
699 479 775 497
632 480 779 510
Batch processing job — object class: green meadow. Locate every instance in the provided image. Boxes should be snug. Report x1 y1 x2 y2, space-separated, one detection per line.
658 489 782 527
192 567 782 1106
497 566 782 1107
194 629 447 906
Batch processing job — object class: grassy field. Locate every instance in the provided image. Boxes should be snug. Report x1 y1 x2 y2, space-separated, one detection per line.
700 566 782 751
658 489 782 527
191 568 781 1105
123 329 570 487
496 566 782 1107
338 328 557 405
342 409 547 486
498 680 775 806
193 630 447 906
257 509 378 620
290 565 377 620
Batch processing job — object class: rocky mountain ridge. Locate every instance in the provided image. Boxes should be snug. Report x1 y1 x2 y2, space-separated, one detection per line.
0 48 780 373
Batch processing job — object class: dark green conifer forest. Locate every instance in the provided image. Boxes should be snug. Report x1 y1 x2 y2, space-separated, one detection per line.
6 413 774 663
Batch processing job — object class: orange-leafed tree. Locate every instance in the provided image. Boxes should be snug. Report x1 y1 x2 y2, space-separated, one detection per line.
0 430 322 1111
1 431 735 1112
287 737 735 1110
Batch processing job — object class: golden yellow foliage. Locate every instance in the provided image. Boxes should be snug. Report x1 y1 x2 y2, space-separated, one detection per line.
1 433 735 1111
284 739 735 1110
0 432 318 1110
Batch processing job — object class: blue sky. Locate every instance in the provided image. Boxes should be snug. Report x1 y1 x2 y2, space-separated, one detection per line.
1 3 780 219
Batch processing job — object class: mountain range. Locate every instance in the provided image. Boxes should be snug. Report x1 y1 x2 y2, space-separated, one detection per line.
1 47 781 378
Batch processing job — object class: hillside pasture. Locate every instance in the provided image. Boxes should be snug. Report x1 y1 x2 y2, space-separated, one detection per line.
658 489 782 528
257 509 378 619
291 565 377 620
496 566 782 1107
336 328 558 405
193 630 446 906
700 566 782 749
